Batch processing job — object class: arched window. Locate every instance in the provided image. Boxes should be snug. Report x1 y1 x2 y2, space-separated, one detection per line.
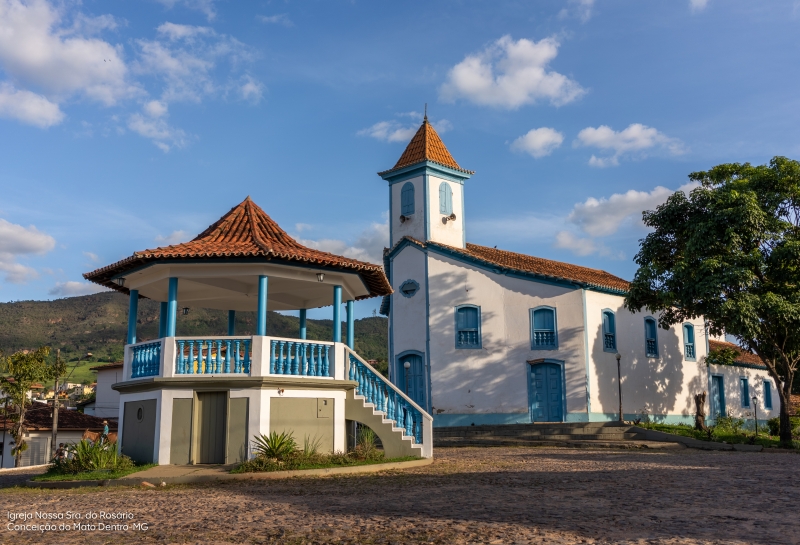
401 182 415 216
602 310 616 352
439 182 453 215
644 317 658 358
531 306 557 350
455 305 481 348
683 323 696 360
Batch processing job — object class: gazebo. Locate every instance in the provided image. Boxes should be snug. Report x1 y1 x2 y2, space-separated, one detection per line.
84 197 432 465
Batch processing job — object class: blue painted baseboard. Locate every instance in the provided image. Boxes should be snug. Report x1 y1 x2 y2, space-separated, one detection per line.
433 412 590 427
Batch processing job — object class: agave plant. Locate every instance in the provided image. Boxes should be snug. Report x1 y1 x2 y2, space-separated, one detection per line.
252 431 297 460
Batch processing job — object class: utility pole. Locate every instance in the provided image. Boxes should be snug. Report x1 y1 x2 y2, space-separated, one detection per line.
50 349 61 460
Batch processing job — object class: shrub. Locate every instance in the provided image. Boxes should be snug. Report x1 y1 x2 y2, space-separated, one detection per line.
714 415 745 435
252 431 297 460
50 440 133 475
352 426 382 461
767 417 800 437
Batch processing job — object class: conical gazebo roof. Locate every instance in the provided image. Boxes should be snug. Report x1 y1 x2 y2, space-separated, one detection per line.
84 197 392 300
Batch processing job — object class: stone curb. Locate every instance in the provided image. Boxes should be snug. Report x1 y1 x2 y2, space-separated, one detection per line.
628 426 763 451
25 458 433 489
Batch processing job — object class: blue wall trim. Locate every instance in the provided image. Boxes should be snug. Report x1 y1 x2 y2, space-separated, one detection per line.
380 161 472 185
424 253 432 413
127 290 139 345
581 289 592 416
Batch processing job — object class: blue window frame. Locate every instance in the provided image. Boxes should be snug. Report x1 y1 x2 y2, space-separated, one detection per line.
439 182 453 215
455 305 481 349
398 279 420 298
740 377 750 408
764 380 773 410
401 182 415 216
644 317 658 358
683 323 696 361
530 306 558 350
602 310 616 352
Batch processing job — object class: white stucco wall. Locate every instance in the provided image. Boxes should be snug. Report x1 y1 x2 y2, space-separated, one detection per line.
389 245 429 386
426 175 464 248
584 291 707 423
421 252 589 425
707 363 779 422
390 175 425 246
94 367 123 419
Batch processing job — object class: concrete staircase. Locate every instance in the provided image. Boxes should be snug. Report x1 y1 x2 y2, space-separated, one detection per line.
345 389 425 459
434 421 684 450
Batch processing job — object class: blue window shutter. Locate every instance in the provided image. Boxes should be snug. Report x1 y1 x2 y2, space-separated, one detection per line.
645 319 656 339
764 381 772 409
439 182 452 215
401 182 415 215
534 309 554 330
603 312 615 335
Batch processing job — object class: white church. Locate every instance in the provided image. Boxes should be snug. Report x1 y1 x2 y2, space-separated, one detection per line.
379 117 779 427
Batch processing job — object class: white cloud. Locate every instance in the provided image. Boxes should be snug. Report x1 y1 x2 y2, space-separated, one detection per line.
0 218 55 283
511 127 564 158
358 113 451 143
83 251 99 262
156 22 214 41
0 83 64 127
49 281 109 297
567 182 700 237
257 14 293 27
0 0 136 106
128 102 187 152
554 231 624 259
143 99 168 118
690 0 709 12
575 123 686 166
558 0 596 23
238 74 264 103
155 230 189 245
155 0 218 21
439 35 585 109
296 218 389 265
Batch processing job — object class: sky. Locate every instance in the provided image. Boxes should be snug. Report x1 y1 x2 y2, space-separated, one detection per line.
1 0 800 319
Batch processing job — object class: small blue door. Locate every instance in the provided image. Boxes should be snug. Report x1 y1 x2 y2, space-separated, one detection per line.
711 376 725 419
529 363 563 422
398 354 425 408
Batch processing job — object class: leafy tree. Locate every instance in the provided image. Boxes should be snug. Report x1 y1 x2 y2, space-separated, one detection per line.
0 347 65 466
625 157 800 446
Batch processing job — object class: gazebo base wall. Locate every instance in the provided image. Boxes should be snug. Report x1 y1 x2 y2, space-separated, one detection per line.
113 345 433 464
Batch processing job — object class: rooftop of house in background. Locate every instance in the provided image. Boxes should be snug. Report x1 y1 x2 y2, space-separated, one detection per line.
89 362 123 371
0 406 116 431
709 340 766 368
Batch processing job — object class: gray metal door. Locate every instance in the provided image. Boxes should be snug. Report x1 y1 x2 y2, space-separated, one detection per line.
529 363 563 422
195 392 227 464
122 399 157 464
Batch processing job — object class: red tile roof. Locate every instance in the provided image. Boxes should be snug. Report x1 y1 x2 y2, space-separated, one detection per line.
394 237 629 293
709 340 766 368
84 197 392 300
0 406 116 432
379 117 474 176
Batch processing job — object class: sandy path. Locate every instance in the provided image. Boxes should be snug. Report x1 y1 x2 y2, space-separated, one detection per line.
0 447 797 544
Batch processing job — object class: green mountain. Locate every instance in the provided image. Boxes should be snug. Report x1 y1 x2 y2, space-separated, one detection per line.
0 292 388 384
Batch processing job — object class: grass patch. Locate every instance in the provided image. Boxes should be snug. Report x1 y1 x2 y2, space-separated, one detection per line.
637 421 795 448
32 464 156 482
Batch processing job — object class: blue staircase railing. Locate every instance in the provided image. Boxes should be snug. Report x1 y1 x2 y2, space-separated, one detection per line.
131 341 162 378
175 338 251 374
347 353 424 444
270 340 331 377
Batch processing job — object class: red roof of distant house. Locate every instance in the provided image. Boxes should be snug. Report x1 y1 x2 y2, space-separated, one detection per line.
90 362 123 371
709 340 766 368
379 117 474 176
0 406 116 432
83 197 392 300
2 378 44 389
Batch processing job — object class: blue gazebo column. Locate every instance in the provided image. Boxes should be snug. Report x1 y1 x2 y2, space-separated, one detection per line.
228 310 236 335
299 309 307 340
166 277 178 337
257 275 268 336
346 299 354 348
158 302 168 338
127 290 139 345
332 285 342 342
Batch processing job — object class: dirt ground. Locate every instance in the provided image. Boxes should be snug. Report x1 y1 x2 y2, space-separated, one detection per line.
0 447 798 545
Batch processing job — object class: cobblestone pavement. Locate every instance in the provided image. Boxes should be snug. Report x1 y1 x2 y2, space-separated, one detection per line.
0 447 797 544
